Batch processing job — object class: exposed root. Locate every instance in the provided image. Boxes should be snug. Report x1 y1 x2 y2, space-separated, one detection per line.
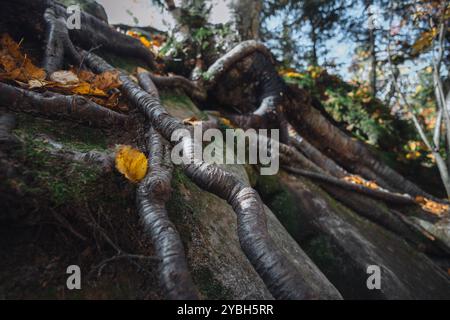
139 72 207 101
285 86 439 200
203 40 274 88
52 2 155 69
288 125 349 178
0 82 129 128
83 51 326 300
43 7 67 74
9 0 155 70
137 110 198 298
284 166 415 205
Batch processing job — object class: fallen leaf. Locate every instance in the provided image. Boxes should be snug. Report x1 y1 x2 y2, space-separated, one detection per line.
183 116 202 126
0 34 46 82
415 196 449 216
115 145 148 183
342 175 380 190
90 70 121 91
50 70 79 85
70 82 108 97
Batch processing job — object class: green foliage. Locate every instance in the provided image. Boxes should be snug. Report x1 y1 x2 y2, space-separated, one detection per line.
283 68 411 150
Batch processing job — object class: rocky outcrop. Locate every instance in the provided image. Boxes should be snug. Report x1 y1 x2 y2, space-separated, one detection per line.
276 172 450 299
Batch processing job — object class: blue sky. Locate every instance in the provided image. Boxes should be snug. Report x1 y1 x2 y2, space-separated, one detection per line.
97 0 356 78
98 0 439 86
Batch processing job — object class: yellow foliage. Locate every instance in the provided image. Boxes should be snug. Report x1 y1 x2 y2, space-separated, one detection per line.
411 28 437 55
70 82 108 97
415 196 449 216
280 70 304 79
219 117 235 128
115 145 148 183
140 36 151 48
0 34 46 82
342 175 380 190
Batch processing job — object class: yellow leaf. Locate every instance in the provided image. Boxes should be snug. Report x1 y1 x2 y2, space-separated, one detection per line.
140 36 151 48
115 145 148 183
415 196 449 216
0 34 46 82
71 82 108 97
342 175 380 190
282 71 304 78
219 117 235 128
412 28 437 55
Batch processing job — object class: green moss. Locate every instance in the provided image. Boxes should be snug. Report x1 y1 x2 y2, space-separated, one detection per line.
193 267 232 300
13 113 108 152
303 236 337 268
255 174 282 199
270 191 301 238
9 114 106 206
14 136 102 206
255 174 302 240
244 165 258 187
160 92 203 115
99 51 145 73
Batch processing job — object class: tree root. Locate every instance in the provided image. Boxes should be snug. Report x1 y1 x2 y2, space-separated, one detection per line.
285 85 439 200
53 2 154 68
203 40 274 88
288 126 349 178
136 80 198 299
9 0 155 71
137 128 198 299
283 166 415 205
0 82 129 128
139 72 207 102
83 51 322 300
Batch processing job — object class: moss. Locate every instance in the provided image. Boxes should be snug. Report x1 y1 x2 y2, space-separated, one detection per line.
100 51 145 73
303 235 338 269
160 91 208 118
270 191 301 239
255 174 282 199
13 113 108 152
9 114 107 207
244 165 258 187
193 267 232 300
14 135 102 206
255 173 302 240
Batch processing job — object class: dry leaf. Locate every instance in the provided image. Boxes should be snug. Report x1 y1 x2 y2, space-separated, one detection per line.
70 82 108 97
90 70 121 91
342 175 380 190
0 33 46 82
415 196 449 216
183 116 202 126
219 117 234 128
50 70 79 85
115 145 148 183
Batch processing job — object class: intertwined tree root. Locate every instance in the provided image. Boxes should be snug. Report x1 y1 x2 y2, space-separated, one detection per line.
1 0 449 300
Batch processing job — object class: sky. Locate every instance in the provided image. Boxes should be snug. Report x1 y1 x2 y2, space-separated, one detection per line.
97 0 232 29
96 0 359 80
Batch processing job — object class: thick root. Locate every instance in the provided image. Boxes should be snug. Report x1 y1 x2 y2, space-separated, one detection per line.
83 51 325 300
0 82 129 128
137 127 199 300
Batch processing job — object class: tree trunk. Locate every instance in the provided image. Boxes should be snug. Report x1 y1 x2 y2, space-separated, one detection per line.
231 0 262 40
